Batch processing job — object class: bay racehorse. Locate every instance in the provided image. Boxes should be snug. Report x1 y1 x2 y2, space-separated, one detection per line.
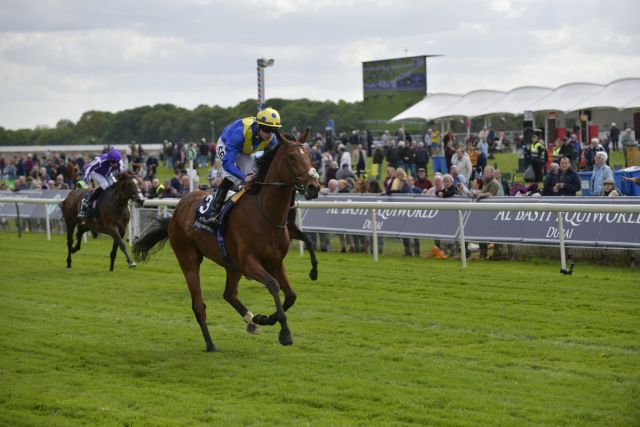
62 171 144 271
133 129 320 352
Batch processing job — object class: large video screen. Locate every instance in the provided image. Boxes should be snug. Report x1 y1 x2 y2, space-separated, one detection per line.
363 55 427 124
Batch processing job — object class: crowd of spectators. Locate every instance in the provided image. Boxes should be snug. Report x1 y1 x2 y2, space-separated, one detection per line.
2 124 637 258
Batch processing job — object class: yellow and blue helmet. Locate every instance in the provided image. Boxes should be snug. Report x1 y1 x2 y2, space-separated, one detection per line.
256 107 282 128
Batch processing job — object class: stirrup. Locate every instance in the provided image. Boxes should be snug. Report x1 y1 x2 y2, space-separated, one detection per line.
203 209 222 226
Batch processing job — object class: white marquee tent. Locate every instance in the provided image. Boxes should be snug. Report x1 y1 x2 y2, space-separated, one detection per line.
390 77 640 122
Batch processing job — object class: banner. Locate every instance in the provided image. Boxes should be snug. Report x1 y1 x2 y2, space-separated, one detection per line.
463 197 640 247
300 195 640 248
301 194 466 238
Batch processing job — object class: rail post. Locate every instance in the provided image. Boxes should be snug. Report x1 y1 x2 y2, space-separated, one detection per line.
457 210 467 268
557 212 567 271
45 204 51 241
15 203 21 238
371 208 378 262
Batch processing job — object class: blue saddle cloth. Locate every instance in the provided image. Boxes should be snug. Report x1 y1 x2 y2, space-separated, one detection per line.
193 191 239 270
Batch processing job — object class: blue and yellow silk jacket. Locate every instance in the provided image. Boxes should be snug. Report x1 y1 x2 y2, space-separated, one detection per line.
220 118 277 181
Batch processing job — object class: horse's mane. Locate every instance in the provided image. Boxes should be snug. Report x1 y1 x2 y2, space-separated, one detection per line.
247 133 296 195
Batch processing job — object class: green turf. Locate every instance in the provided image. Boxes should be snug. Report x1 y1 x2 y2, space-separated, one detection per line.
1 232 638 425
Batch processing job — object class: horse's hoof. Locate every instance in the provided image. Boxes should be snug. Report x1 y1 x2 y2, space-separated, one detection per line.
279 330 293 346
246 323 260 335
309 268 318 281
205 343 218 352
252 314 268 325
128 262 137 268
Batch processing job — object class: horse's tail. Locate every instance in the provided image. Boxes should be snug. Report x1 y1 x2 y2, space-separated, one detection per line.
133 216 171 263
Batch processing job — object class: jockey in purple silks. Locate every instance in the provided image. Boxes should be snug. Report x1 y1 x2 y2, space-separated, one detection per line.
77 149 125 221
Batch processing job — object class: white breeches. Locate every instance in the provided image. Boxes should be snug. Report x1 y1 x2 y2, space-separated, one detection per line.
90 172 116 190
216 137 256 188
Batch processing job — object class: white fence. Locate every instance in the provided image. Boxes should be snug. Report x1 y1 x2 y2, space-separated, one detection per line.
3 196 638 272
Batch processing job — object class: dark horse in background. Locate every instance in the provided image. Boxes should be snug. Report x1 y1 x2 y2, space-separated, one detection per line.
133 129 321 352
62 171 144 271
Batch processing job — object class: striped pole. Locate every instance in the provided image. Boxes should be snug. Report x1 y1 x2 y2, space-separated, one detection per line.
257 66 264 111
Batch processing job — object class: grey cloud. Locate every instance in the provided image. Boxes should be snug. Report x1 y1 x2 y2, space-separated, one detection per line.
1 0 639 129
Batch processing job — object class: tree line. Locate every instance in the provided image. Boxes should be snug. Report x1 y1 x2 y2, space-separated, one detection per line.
0 98 364 146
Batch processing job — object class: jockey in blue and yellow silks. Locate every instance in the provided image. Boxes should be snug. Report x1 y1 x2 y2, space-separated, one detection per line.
202 107 282 226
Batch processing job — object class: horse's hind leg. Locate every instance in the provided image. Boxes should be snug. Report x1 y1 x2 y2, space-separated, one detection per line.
72 225 84 253
175 245 216 352
222 270 260 335
244 257 292 346
66 222 76 268
109 227 136 269
109 239 118 271
288 223 318 281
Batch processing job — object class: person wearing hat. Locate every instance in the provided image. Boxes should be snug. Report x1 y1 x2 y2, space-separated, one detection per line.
414 168 433 192
202 107 282 227
602 178 621 197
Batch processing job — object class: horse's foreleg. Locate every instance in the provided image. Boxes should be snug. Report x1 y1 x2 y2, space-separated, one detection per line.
176 248 216 352
254 265 297 326
222 270 260 335
244 257 292 346
109 239 118 271
274 265 297 312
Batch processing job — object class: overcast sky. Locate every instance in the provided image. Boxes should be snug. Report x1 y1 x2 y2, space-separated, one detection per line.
1 0 639 130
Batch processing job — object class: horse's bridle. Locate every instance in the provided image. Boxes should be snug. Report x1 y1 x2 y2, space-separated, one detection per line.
253 142 319 228
116 174 145 207
252 142 319 193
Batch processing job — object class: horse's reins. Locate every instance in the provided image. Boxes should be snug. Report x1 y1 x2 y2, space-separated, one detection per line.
252 142 319 228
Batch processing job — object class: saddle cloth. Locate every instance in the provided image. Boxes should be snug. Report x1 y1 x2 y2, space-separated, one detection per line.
193 188 247 270
193 188 246 232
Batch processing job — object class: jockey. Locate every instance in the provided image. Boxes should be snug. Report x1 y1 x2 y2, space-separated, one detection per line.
77 149 126 221
202 107 282 227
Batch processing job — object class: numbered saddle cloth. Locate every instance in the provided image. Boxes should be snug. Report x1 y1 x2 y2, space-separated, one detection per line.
193 188 247 270
193 188 246 233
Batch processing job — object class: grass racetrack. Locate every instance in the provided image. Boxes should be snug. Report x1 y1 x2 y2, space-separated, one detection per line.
1 232 639 425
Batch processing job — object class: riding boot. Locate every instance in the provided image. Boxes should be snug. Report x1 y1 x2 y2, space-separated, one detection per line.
77 198 88 221
81 187 103 221
203 178 233 227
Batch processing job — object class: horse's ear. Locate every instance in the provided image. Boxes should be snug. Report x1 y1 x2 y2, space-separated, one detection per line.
275 129 286 144
299 127 310 144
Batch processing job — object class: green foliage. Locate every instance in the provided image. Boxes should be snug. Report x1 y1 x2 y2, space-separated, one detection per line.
0 232 638 425
0 99 364 146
